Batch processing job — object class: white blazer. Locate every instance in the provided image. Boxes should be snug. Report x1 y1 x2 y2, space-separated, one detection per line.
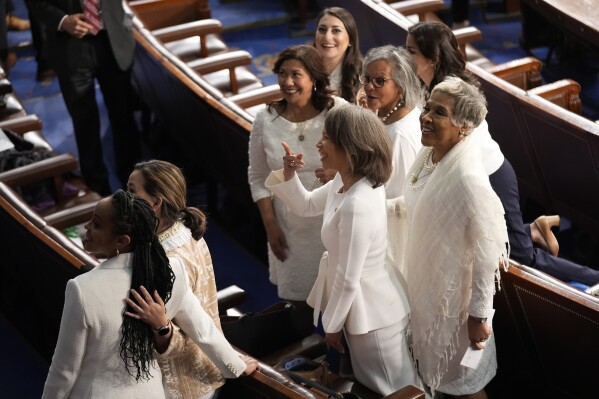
43 253 245 399
267 171 410 335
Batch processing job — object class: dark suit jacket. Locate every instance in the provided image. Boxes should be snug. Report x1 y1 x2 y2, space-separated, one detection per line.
26 0 135 75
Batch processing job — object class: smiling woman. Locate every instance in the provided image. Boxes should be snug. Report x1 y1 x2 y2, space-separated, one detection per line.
266 104 415 396
314 7 362 103
248 45 345 337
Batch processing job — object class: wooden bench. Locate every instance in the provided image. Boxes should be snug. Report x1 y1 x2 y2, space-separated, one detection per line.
130 0 226 59
494 260 599 398
0 189 96 362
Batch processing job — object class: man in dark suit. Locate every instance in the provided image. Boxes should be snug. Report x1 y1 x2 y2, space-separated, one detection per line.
27 0 141 195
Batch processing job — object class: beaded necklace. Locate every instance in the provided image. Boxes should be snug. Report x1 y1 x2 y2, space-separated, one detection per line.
380 100 403 123
409 148 438 191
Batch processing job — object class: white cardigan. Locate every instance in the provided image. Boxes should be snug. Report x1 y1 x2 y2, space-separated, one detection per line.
43 253 245 399
266 171 410 335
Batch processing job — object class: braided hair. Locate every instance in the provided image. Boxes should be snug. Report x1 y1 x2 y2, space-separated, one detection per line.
111 189 176 381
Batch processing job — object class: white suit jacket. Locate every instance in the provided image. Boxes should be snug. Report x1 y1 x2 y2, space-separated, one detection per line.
43 253 245 399
267 171 410 335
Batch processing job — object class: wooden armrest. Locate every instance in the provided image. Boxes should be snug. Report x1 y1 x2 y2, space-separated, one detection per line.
228 84 282 109
187 50 252 74
487 56 543 90
0 114 42 134
44 201 97 230
388 0 444 21
217 285 246 314
0 154 78 187
453 26 482 59
152 19 222 43
383 385 426 399
528 79 582 114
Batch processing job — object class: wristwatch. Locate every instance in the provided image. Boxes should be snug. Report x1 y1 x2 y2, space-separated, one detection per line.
470 315 487 324
152 320 171 336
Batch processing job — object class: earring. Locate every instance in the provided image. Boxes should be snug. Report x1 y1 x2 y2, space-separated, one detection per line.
313 84 317 92
115 247 120 258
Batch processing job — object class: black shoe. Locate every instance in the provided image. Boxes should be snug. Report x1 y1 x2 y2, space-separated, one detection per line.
36 68 57 82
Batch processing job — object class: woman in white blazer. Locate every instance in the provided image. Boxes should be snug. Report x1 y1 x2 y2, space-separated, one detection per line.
266 104 415 396
42 190 257 399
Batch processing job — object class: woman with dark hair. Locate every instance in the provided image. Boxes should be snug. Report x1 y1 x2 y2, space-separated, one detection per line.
266 104 415 395
42 190 257 398
127 160 225 399
406 21 599 287
248 45 345 336
361 45 423 198
314 7 362 103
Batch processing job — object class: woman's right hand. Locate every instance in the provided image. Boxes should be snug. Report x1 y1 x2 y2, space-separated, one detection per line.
240 354 260 376
265 221 288 261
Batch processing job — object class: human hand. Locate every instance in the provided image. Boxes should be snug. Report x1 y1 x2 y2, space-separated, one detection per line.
265 222 288 261
240 354 260 376
315 168 336 184
356 87 368 108
281 141 304 181
325 331 345 353
61 14 94 38
124 285 169 330
468 317 492 350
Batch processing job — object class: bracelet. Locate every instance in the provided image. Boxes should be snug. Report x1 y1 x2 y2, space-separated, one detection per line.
469 315 487 324
152 320 171 336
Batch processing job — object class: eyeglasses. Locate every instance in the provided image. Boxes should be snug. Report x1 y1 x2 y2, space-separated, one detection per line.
358 75 393 88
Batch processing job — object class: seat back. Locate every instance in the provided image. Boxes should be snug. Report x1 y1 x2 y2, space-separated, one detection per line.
129 0 209 30
0 191 93 362
494 262 599 398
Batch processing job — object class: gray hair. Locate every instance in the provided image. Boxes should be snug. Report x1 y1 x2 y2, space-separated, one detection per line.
362 45 423 109
324 104 392 187
431 76 487 133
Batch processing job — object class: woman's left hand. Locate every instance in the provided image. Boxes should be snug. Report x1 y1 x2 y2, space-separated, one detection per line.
124 285 169 330
468 317 492 350
325 331 345 353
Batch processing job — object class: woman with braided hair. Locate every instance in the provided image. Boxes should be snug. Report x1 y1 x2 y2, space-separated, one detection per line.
42 190 257 399
126 159 227 399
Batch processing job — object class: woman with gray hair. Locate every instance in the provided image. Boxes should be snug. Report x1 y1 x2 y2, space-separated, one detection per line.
403 77 508 398
360 45 423 198
266 104 416 395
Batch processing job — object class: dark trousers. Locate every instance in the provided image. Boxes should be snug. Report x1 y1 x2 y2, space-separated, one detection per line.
57 31 140 195
489 159 599 286
451 0 470 23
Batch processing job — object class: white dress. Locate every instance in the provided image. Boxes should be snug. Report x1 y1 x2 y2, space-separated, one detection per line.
248 98 345 300
266 172 415 395
384 107 422 199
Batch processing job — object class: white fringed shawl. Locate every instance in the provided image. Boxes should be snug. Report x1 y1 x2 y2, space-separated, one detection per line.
403 138 509 392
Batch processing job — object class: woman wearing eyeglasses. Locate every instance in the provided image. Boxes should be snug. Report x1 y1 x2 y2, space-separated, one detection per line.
360 45 423 199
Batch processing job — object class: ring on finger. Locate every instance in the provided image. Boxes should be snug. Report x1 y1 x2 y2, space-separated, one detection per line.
290 161 295 166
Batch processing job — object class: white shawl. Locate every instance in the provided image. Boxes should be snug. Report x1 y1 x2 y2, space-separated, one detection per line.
403 138 509 391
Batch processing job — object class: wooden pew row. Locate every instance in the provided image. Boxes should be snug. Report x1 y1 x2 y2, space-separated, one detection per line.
379 0 586 113
0 115 101 226
494 260 599 398
129 0 264 96
0 185 97 362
